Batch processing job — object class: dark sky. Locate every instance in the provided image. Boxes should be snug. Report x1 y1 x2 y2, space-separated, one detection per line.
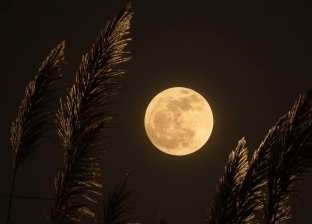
1 0 312 223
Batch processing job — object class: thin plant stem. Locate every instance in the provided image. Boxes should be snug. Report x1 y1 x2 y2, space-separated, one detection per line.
0 194 52 201
6 169 17 224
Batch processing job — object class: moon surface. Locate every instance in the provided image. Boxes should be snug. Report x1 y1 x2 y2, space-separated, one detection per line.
144 87 213 156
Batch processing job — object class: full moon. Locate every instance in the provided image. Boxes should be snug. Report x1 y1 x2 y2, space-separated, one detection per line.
144 87 213 156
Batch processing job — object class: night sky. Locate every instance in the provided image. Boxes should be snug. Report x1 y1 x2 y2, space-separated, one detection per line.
1 1 312 223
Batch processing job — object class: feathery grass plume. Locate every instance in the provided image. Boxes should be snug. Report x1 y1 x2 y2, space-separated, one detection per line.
11 41 65 170
207 138 248 224
7 41 65 224
264 87 312 224
93 173 135 224
49 4 132 223
233 118 283 224
158 215 169 224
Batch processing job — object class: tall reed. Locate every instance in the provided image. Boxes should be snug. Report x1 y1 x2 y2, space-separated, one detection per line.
8 41 66 224
93 173 135 224
207 87 312 224
49 3 133 223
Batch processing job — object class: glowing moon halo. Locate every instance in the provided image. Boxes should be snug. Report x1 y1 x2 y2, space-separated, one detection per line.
144 87 213 156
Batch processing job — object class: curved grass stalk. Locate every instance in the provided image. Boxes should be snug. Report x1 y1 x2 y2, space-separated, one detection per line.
7 41 65 224
264 88 312 224
93 173 135 224
49 4 132 223
207 87 312 224
207 138 248 224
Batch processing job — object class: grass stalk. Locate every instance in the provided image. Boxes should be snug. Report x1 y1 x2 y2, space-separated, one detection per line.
6 169 17 224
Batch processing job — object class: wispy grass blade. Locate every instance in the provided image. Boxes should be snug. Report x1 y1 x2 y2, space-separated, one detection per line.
207 138 248 224
233 118 283 224
11 41 65 170
7 41 65 224
264 87 312 224
159 215 169 224
94 173 135 224
232 87 312 224
49 4 132 224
